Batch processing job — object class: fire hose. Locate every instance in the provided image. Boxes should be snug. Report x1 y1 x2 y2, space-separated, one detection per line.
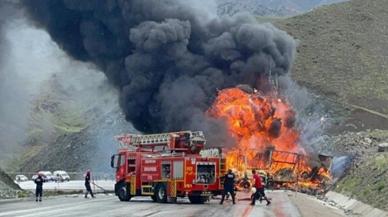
92 182 109 195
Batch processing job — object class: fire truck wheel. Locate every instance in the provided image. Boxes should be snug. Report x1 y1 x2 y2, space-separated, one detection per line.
155 183 167 203
151 195 157 202
188 196 207 204
117 182 131 201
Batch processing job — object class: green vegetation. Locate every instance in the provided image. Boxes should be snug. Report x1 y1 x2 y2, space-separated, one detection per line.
13 75 90 172
336 153 388 211
16 190 31 198
53 108 85 133
0 167 24 199
256 16 283 23
274 0 388 132
271 0 388 210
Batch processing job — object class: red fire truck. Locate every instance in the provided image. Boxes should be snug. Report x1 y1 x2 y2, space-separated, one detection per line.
110 131 226 204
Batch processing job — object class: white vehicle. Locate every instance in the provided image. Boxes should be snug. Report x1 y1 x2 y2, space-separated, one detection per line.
53 170 70 182
14 175 28 182
31 174 38 180
32 171 55 182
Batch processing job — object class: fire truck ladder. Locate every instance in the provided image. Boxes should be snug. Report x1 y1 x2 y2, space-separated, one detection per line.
116 131 206 152
130 133 172 145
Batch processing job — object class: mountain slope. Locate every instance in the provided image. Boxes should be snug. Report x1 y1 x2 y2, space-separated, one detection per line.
15 71 135 173
275 0 388 132
273 0 388 210
0 167 21 199
216 0 347 16
216 0 294 17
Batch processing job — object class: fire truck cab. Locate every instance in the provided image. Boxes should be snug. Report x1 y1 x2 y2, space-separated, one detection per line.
111 131 225 204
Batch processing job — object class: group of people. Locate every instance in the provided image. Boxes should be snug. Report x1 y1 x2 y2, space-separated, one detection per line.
220 169 271 206
34 169 95 202
33 168 269 205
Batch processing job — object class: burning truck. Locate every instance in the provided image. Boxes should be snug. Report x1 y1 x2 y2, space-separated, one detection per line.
21 0 335 198
111 86 333 204
208 86 333 193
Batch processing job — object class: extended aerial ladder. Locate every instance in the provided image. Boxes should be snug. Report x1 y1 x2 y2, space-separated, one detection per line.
115 131 206 154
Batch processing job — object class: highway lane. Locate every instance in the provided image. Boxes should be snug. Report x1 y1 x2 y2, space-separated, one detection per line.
17 180 115 192
0 191 345 217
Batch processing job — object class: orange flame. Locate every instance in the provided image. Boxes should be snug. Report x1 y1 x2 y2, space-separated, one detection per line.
208 87 331 190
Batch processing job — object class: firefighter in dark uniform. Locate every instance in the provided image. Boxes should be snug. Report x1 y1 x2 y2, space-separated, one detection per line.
84 170 95 198
220 169 236 205
34 173 44 202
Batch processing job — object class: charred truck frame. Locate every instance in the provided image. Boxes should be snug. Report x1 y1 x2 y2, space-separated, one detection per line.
237 147 332 192
111 131 225 204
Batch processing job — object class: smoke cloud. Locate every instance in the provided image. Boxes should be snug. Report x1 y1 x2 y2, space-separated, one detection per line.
22 0 296 145
0 1 134 170
0 2 50 163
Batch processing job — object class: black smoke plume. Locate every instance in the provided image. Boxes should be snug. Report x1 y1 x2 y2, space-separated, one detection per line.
22 0 296 146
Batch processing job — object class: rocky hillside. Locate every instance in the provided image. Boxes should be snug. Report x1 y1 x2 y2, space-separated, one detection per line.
328 130 388 211
11 71 135 174
275 0 388 133
0 167 21 199
216 0 347 16
216 0 293 17
273 0 388 210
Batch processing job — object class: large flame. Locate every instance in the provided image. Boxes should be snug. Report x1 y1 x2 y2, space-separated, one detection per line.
208 87 330 190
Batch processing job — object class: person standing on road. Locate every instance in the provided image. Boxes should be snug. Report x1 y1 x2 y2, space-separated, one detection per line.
84 169 95 198
220 169 236 205
34 173 44 202
251 169 271 206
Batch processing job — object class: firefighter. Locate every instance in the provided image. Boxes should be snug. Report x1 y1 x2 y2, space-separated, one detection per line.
220 169 236 205
34 173 44 202
84 169 95 198
251 169 270 206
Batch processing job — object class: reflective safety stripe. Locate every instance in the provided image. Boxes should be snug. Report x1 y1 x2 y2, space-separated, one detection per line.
130 176 136 195
169 180 177 197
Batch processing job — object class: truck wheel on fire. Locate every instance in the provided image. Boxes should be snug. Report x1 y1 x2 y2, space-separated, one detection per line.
111 131 226 204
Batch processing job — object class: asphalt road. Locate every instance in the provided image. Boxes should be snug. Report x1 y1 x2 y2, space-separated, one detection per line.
17 180 115 191
0 191 344 217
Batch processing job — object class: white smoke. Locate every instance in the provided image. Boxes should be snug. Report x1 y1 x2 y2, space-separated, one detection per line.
279 75 331 154
0 12 133 170
0 16 57 163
